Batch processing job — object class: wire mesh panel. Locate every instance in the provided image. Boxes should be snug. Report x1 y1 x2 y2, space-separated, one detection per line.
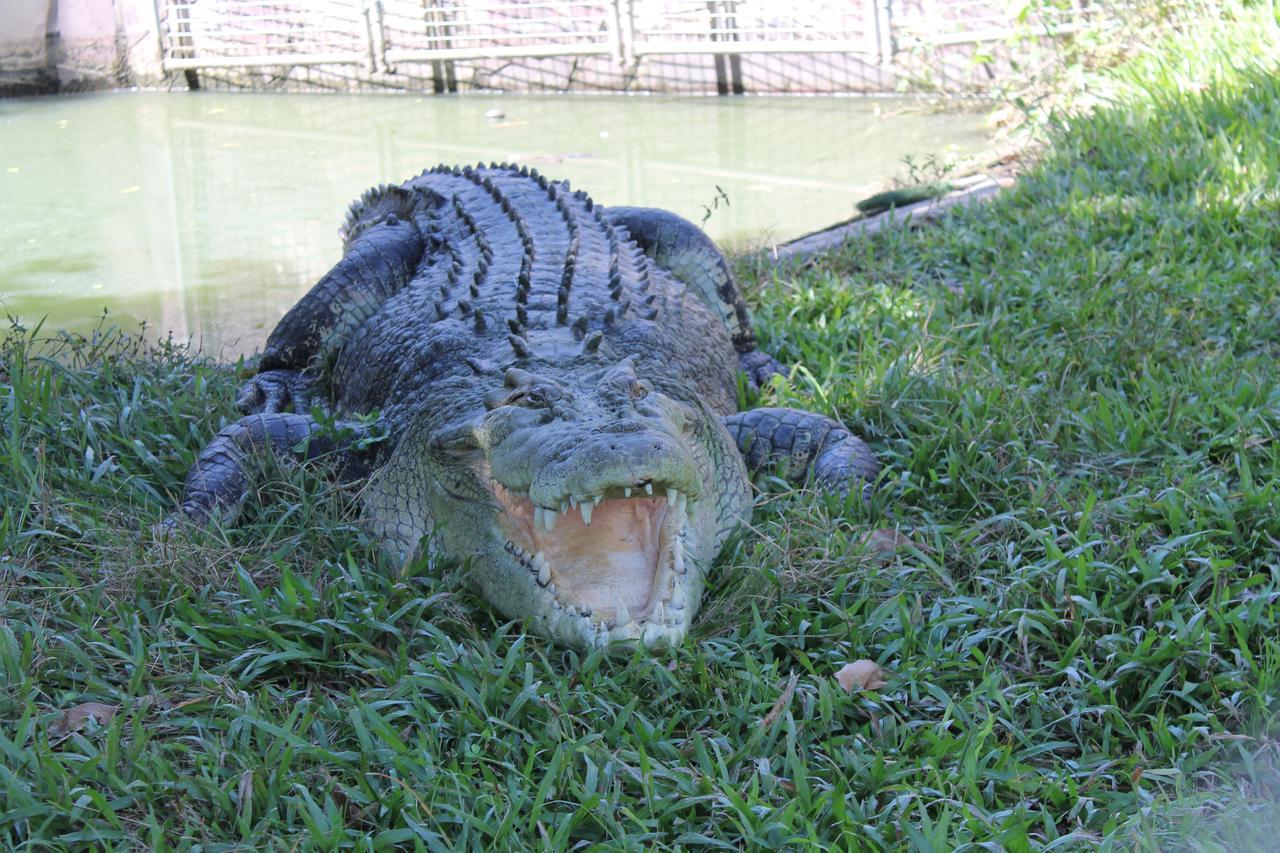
630 0 879 55
158 0 368 69
381 1 615 61
153 0 1147 94
890 0 1146 90
893 0 1140 46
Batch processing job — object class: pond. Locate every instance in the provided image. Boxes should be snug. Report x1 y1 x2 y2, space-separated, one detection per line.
0 91 992 356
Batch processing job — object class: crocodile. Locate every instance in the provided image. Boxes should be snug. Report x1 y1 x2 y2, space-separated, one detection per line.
170 163 879 650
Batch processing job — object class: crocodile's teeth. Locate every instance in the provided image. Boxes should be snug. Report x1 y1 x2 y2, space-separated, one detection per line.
644 482 653 496
624 486 632 497
667 486 678 506
547 583 558 596
676 492 687 514
569 495 578 509
671 584 686 610
673 537 685 575
651 601 666 624
560 499 569 514
580 501 593 526
544 508 558 532
535 552 550 586
615 601 630 627
642 623 666 646
533 506 544 530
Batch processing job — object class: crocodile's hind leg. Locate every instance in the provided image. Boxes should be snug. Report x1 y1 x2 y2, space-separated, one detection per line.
254 185 428 375
723 407 879 499
235 369 322 415
233 186 428 417
604 206 785 387
166 413 385 527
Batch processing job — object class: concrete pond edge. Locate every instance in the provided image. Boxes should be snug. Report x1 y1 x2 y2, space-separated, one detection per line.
765 171 1018 266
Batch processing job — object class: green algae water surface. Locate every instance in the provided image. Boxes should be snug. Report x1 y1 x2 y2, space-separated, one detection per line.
1 91 991 356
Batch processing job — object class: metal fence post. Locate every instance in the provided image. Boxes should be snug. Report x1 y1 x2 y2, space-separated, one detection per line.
606 0 626 65
372 0 389 73
146 0 167 70
876 0 894 65
617 0 636 67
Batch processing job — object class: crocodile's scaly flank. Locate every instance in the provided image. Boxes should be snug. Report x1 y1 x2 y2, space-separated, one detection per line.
171 164 880 650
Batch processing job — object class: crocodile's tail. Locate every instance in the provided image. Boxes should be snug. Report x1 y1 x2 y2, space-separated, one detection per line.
340 184 422 252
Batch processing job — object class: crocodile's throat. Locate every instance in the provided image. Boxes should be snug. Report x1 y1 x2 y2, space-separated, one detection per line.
491 480 692 645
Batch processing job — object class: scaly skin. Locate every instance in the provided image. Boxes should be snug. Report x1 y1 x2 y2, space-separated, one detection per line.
171 164 878 650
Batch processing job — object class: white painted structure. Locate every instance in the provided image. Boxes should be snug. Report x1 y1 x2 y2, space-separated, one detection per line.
0 0 1143 95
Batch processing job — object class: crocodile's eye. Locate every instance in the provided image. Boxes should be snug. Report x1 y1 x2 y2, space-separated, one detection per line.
631 381 651 401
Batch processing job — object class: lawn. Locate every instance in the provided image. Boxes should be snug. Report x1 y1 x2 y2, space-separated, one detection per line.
4 7 1280 850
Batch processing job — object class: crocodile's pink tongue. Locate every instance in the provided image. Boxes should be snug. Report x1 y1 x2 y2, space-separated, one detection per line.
494 485 670 622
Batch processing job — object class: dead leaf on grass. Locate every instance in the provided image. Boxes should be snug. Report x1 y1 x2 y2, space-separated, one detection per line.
759 672 800 729
48 702 119 738
857 528 931 563
237 770 254 817
835 660 888 692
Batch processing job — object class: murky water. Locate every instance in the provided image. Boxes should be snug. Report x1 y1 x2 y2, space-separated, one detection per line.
0 91 991 356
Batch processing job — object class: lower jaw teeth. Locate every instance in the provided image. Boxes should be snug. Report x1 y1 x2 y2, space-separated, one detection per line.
512 518 692 640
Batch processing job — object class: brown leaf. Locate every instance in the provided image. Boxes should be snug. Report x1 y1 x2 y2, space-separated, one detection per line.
857 528 931 563
759 672 799 729
48 702 119 738
237 770 254 817
835 660 887 692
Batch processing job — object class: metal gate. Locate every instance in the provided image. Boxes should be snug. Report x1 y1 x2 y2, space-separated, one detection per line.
155 0 886 72
152 0 1142 93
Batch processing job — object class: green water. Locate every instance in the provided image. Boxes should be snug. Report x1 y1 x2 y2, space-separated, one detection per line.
0 91 991 356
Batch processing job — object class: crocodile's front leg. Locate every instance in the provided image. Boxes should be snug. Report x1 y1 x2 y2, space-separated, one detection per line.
167 413 384 527
723 407 879 498
736 350 786 390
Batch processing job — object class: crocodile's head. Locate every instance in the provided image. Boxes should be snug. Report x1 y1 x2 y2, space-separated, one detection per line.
402 359 747 650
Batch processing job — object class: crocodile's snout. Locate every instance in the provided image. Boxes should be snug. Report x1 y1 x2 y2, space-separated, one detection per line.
527 426 700 510
466 365 713 648
596 419 647 434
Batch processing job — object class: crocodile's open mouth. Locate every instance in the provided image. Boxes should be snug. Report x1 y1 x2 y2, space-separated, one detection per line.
492 479 693 645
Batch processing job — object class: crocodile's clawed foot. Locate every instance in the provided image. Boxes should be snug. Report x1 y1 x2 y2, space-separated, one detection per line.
149 511 193 553
738 350 787 390
724 407 880 500
235 369 318 415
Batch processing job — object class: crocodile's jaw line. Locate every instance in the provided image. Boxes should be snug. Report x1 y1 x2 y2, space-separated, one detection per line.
493 480 696 648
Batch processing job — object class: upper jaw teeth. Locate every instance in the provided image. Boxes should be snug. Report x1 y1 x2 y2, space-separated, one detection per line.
531 484 694 526
502 480 697 647
533 505 559 532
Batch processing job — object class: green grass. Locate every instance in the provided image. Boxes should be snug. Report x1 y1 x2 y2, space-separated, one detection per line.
6 9 1280 849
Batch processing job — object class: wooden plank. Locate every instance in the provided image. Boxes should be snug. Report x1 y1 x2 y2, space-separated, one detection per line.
767 173 1012 265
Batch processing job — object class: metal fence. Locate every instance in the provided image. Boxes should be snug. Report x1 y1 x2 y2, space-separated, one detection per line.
151 0 1148 94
